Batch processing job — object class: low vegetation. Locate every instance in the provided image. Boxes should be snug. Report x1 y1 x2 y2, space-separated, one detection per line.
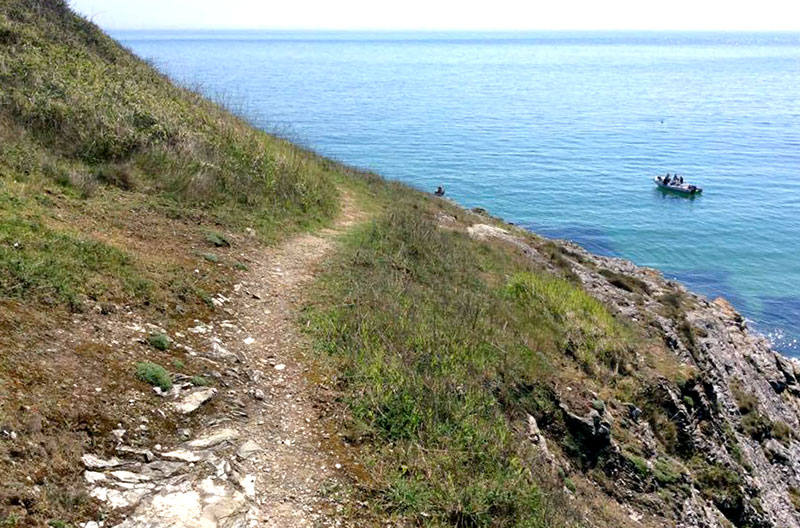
147 332 170 351
135 361 172 391
305 186 642 526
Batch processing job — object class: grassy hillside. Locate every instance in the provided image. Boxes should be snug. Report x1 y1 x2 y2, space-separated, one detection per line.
0 1 343 524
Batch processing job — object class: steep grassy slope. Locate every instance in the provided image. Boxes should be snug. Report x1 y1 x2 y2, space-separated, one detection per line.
0 1 342 524
0 0 342 308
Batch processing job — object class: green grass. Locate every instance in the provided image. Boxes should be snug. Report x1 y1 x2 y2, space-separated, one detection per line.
0 0 342 316
135 361 172 391
147 333 170 351
304 193 638 526
190 375 212 387
0 191 149 309
0 1 337 225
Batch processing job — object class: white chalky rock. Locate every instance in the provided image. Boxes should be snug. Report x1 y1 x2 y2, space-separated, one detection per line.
110 470 152 483
84 471 107 484
161 449 201 463
172 388 218 414
236 440 262 460
187 428 239 449
239 474 256 497
81 454 122 470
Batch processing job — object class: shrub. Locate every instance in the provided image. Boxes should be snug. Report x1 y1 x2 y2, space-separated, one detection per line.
147 333 170 351
600 269 651 295
135 362 172 391
190 375 212 387
204 230 230 248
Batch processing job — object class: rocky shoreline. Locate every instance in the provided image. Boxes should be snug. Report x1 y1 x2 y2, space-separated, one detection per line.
461 210 800 527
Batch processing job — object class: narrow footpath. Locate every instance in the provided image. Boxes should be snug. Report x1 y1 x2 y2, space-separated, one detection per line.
81 192 368 528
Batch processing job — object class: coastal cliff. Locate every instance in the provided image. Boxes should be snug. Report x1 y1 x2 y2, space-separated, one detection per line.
455 211 800 527
1 2 799 527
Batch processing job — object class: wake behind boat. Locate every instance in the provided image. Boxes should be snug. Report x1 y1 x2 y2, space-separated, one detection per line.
654 174 703 195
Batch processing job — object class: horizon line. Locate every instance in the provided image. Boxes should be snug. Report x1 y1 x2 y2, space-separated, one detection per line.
107 27 800 33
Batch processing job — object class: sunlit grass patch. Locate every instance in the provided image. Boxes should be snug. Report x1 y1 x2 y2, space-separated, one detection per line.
305 199 588 526
0 195 150 309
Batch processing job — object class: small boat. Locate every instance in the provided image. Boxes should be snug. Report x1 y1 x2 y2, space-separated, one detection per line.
654 176 702 195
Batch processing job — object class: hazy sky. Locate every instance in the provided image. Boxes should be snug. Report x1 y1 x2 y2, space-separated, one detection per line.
69 0 800 31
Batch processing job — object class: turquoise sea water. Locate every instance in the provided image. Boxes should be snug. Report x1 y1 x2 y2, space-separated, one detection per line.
115 31 800 355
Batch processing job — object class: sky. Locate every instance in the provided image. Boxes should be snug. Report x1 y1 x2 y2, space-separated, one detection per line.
69 0 800 31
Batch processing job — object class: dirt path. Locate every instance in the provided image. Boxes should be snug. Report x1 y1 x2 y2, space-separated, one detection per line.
229 192 366 527
80 192 368 528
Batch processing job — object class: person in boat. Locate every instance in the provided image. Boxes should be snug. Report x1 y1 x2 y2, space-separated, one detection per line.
663 175 671 185
679 176 684 184
434 186 445 197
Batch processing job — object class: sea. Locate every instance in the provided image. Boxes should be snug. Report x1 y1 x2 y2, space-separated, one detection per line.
114 30 800 355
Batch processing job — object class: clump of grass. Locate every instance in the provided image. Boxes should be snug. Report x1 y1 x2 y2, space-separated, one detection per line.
695 463 748 524
731 381 775 442
622 450 649 478
599 269 651 295
147 333 170 351
200 253 219 263
190 375 212 387
539 241 579 282
505 272 631 373
1 515 19 528
233 261 249 271
204 230 230 248
771 420 793 445
653 458 683 487
135 361 172 391
171 359 185 370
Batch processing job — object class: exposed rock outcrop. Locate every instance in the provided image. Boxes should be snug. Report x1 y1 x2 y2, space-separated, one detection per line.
468 218 800 527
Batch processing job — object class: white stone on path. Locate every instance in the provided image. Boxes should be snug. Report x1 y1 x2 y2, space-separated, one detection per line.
81 454 122 470
161 449 201 463
172 388 217 414
187 428 239 449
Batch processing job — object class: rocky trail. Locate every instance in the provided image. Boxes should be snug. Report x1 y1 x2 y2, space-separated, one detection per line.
79 193 367 528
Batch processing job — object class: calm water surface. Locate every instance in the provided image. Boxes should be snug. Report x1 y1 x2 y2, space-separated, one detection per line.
115 31 800 354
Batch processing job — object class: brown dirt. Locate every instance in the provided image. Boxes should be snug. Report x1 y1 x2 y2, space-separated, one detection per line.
0 186 368 527
204 190 368 526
